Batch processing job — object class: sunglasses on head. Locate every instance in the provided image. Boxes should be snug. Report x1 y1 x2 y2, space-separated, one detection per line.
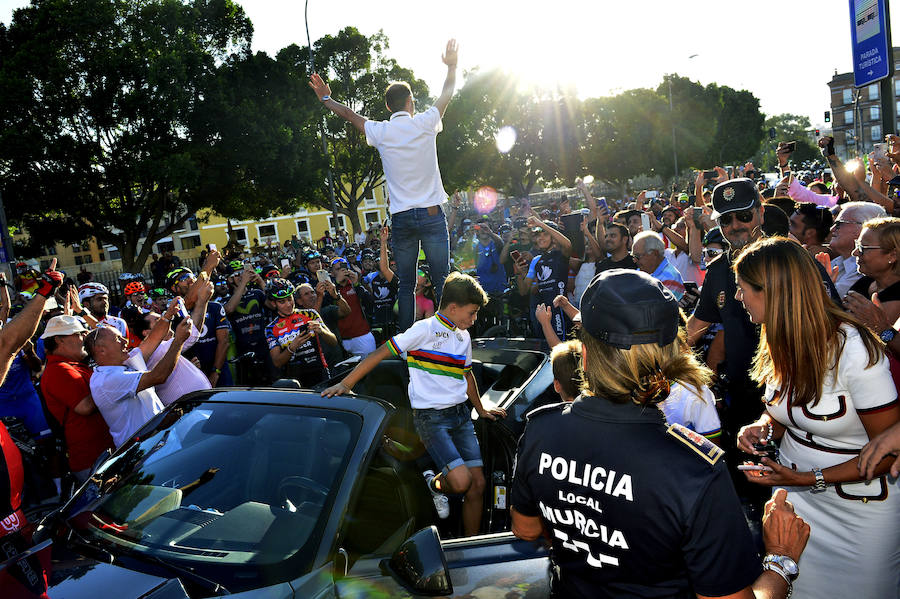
717 209 755 226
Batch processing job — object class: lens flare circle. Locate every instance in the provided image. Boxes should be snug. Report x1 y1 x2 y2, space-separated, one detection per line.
473 186 498 215
495 126 517 154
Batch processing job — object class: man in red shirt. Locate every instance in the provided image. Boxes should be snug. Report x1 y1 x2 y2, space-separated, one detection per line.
330 258 375 357
40 316 113 482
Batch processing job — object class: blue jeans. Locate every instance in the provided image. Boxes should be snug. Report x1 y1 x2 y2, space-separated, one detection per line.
391 206 450 332
412 403 484 476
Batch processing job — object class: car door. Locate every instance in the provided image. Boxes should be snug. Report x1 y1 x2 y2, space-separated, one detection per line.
330 436 550 598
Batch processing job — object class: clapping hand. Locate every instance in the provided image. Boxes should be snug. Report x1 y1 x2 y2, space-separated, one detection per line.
843 291 893 333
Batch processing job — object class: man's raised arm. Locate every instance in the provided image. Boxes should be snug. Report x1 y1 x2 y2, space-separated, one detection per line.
434 39 458 117
309 72 367 134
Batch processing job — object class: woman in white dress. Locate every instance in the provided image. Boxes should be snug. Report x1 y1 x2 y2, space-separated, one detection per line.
734 237 900 599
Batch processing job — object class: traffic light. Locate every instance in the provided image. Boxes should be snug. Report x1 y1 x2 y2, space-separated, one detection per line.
824 111 831 123
768 127 777 140
815 129 820 137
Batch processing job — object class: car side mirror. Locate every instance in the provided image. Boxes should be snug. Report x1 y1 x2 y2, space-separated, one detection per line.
383 526 452 596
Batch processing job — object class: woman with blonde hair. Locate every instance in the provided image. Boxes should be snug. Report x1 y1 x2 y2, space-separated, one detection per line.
735 237 900 598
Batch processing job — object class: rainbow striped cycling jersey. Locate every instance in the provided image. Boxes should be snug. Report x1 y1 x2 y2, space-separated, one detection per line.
388 312 472 409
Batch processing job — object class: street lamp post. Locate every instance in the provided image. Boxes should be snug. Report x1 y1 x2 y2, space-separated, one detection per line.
305 0 340 233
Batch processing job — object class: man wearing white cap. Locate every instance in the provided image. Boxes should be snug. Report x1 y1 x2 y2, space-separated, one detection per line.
40 315 113 482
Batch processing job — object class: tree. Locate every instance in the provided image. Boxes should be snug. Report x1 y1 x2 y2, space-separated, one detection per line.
706 85 765 167
653 76 765 177
438 69 581 198
284 28 430 234
0 0 325 271
655 75 719 177
751 114 820 171
579 89 669 191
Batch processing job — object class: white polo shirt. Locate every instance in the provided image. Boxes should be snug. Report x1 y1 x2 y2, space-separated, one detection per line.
147 321 210 406
364 106 447 214
90 348 165 447
387 312 472 409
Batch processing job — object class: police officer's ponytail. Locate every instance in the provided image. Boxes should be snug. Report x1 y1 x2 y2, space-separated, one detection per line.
630 363 672 406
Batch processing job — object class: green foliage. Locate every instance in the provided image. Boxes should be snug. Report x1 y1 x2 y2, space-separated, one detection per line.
0 0 323 270
751 113 819 171
580 89 669 186
438 69 581 197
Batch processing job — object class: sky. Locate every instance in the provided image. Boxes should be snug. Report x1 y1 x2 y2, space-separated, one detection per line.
1 0 898 128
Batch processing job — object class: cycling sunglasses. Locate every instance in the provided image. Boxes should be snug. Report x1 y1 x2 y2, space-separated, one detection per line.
717 209 755 227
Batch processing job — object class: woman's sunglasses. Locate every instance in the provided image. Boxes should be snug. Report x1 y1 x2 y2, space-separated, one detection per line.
717 210 755 227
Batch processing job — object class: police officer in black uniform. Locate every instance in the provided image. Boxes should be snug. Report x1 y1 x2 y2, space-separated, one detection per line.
687 179 839 449
510 269 810 599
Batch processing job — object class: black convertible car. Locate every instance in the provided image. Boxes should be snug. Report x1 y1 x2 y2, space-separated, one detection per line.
25 338 557 598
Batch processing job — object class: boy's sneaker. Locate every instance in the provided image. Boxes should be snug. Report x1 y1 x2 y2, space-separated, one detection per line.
423 470 450 519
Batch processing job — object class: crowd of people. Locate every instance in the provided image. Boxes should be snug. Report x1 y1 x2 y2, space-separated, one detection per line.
0 36 899 598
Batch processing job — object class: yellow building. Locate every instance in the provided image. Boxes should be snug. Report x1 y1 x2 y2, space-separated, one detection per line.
18 184 390 273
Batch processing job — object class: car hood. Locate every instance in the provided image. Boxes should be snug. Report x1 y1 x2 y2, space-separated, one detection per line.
47 553 189 599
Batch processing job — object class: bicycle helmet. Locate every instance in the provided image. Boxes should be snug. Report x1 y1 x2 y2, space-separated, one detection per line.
260 264 281 279
330 257 349 270
165 267 194 291
223 260 244 277
78 282 109 302
265 278 295 300
123 281 145 296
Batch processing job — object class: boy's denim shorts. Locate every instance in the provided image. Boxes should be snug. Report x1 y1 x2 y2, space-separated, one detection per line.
412 403 484 476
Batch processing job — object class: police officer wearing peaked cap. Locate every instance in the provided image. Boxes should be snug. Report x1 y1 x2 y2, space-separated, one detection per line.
510 269 810 599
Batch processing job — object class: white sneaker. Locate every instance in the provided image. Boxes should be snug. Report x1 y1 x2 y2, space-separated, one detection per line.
423 470 450 519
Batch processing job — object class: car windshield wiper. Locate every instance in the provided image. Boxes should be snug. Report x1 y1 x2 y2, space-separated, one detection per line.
128 553 229 595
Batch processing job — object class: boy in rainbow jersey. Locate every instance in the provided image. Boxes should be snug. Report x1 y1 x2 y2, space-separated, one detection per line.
322 272 505 535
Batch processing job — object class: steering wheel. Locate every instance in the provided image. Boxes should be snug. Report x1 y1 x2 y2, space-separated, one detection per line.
277 476 329 508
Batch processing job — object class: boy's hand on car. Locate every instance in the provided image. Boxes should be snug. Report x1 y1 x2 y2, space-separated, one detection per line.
477 407 507 421
321 381 352 398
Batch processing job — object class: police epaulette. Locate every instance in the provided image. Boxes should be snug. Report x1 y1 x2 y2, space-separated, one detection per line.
525 401 568 421
666 423 724 466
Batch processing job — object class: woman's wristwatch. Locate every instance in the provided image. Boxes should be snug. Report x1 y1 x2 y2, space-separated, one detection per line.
811 467 826 493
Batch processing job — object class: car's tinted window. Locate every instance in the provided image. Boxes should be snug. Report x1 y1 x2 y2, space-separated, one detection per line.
68 401 360 591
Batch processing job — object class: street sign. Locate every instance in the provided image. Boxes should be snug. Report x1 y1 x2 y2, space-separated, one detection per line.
849 0 893 87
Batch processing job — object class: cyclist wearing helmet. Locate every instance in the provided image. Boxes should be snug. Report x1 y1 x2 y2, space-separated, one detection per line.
264 278 336 387
123 280 149 311
287 250 323 287
147 287 170 314
165 252 233 387
224 264 276 382
78 282 128 338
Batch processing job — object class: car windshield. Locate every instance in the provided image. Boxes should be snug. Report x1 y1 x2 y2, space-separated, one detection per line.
66 399 360 592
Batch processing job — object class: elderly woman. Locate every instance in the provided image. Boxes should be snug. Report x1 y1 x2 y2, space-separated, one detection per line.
848 216 900 326
736 237 900 598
